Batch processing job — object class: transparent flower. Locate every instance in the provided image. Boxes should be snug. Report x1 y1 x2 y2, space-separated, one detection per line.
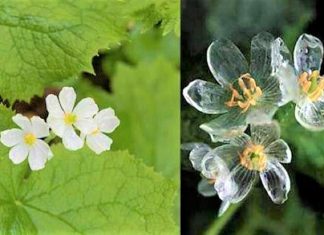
183 32 283 142
272 34 324 130
46 87 98 150
82 108 120 154
0 114 53 170
211 121 291 204
182 143 233 216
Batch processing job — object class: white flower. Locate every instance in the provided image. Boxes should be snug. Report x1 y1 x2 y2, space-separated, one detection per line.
46 87 98 150
0 114 53 170
82 108 120 154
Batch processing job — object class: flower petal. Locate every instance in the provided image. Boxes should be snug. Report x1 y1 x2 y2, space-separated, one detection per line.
295 98 324 131
94 108 120 133
211 144 241 170
74 118 96 134
229 134 251 147
201 149 231 179
12 114 31 131
186 143 211 172
251 121 280 147
200 110 247 142
218 201 231 217
73 98 98 119
220 165 257 203
28 142 50 171
59 87 76 113
260 160 290 204
197 178 217 197
207 38 249 87
246 104 278 124
35 139 53 160
45 94 64 117
86 132 112 154
250 32 275 81
0 129 23 147
31 116 49 138
9 143 28 164
47 115 65 137
62 126 83 150
183 79 229 114
265 139 292 163
294 34 323 74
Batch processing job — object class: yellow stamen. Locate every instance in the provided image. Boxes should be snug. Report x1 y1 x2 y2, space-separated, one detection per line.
225 73 263 113
298 70 324 102
64 113 77 125
91 128 100 135
24 133 36 146
239 144 267 172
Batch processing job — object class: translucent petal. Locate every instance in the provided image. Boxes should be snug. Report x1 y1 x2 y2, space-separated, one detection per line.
45 94 64 117
221 165 257 203
47 115 65 137
200 109 248 143
294 34 323 74
9 143 28 164
201 149 232 179
182 143 211 171
86 132 112 154
251 121 280 147
271 38 299 104
59 87 76 113
62 126 84 150
295 97 324 131
250 32 275 81
229 134 251 147
94 108 120 133
218 201 231 217
197 178 217 197
207 38 249 86
265 139 292 163
246 104 277 124
31 116 49 138
12 114 32 131
73 98 99 119
260 160 290 204
183 79 229 114
0 129 23 147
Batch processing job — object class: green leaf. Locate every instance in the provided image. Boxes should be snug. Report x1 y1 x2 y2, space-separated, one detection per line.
0 0 175 102
0 144 178 234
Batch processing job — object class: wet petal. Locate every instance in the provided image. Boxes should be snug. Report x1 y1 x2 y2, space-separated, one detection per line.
86 132 112 154
271 38 299 104
257 73 282 107
182 143 211 171
45 94 64 117
183 79 229 114
59 87 76 113
94 108 120 133
201 149 232 179
74 118 96 135
218 201 231 217
230 134 251 147
31 116 49 138
73 98 98 119
250 32 275 81
62 126 83 150
265 139 292 163
295 98 324 131
9 143 28 164
200 110 247 142
0 129 23 147
294 34 323 74
260 160 290 204
251 121 280 147
12 114 31 131
197 178 217 197
47 115 65 137
221 165 257 203
207 38 249 86
246 104 277 124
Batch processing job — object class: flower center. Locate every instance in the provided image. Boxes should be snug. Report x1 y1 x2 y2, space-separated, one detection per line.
225 73 263 113
298 70 324 102
24 133 36 146
64 113 77 125
91 128 100 135
239 144 267 172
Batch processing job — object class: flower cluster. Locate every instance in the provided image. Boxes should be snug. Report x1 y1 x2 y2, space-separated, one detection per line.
183 32 324 216
0 87 120 171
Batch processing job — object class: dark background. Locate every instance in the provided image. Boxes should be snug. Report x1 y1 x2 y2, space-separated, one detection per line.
181 0 324 234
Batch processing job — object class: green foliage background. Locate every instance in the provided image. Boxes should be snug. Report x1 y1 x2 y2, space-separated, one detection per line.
0 0 179 234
